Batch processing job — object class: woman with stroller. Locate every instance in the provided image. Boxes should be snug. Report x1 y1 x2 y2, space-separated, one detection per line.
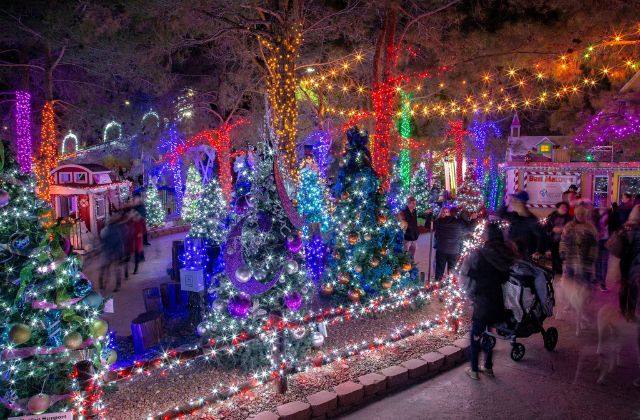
462 223 515 380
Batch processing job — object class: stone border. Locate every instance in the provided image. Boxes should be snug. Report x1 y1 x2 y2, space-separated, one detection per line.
249 337 470 420
148 224 190 238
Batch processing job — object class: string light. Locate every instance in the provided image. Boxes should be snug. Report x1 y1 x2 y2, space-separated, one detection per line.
468 120 501 182
102 121 123 143
574 110 640 146
61 131 79 155
398 91 412 188
34 101 58 201
445 120 468 188
14 91 32 173
141 110 160 127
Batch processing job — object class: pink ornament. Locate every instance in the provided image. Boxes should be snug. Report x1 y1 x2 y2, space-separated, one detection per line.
283 292 303 312
286 235 303 253
227 293 252 318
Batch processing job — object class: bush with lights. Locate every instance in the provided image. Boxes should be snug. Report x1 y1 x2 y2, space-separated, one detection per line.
0 141 112 417
410 162 432 217
199 140 313 370
181 164 204 223
145 178 165 227
323 128 416 304
455 165 484 215
188 177 228 245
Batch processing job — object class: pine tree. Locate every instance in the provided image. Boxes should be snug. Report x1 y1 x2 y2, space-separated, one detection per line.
324 128 415 303
182 165 204 223
296 157 331 235
188 177 228 244
200 141 312 369
145 179 165 227
387 157 408 215
0 141 111 417
455 165 484 215
410 162 431 217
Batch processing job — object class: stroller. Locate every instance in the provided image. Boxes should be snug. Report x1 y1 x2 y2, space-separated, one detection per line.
483 259 558 361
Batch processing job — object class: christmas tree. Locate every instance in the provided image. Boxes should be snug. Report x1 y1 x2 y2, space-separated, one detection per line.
145 179 165 227
387 156 408 215
0 141 112 417
410 162 431 217
187 177 228 245
324 128 415 303
232 152 254 214
181 164 204 223
200 140 313 369
455 165 484 215
297 156 331 284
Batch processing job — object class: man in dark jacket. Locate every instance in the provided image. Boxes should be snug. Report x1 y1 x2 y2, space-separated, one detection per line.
401 196 419 258
433 206 469 281
543 201 572 274
499 190 542 258
463 223 515 379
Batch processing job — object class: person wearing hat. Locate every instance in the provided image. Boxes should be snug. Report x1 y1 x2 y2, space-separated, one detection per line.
542 201 572 274
562 184 579 217
499 191 543 258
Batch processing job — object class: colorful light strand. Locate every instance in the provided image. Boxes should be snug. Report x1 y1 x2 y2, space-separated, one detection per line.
574 110 640 145
468 119 501 182
446 120 468 188
34 101 58 201
306 130 331 179
14 91 32 173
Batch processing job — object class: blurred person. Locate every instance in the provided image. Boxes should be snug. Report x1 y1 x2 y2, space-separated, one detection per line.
133 192 151 247
608 202 621 235
400 196 419 259
619 192 635 226
595 206 610 292
98 214 125 292
562 184 579 217
131 209 145 275
434 206 469 281
560 203 598 288
499 191 542 258
543 201 572 274
461 223 515 379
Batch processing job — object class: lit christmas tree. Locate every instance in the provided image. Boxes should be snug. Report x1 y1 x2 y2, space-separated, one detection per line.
387 156 408 215
145 179 165 227
232 152 254 214
200 140 313 369
455 165 484 215
181 165 204 223
297 156 331 284
188 177 228 243
0 141 112 417
410 162 431 217
324 128 415 303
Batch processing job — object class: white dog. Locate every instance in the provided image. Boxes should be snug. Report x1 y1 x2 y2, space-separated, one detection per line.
554 276 592 336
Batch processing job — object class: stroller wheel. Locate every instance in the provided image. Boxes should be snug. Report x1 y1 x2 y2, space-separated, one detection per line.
510 343 525 361
481 335 496 349
543 327 558 351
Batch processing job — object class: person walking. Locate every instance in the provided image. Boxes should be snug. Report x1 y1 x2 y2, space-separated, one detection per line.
560 203 598 288
400 196 419 259
619 192 635 226
131 209 145 274
98 214 125 292
499 191 542 259
461 223 515 379
433 206 469 281
595 206 610 291
543 201 572 274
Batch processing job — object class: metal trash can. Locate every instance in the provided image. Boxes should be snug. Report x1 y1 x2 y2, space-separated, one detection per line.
143 287 163 313
131 311 164 353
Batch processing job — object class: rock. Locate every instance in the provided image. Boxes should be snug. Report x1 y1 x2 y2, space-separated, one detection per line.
401 358 430 379
380 365 409 388
333 381 365 408
357 372 387 397
306 390 337 417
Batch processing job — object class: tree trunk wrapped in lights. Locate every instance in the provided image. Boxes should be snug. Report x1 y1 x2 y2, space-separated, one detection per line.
324 128 416 303
0 142 111 418
34 101 58 201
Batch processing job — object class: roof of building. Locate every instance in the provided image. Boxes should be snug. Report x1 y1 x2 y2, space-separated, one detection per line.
511 113 521 126
52 163 111 173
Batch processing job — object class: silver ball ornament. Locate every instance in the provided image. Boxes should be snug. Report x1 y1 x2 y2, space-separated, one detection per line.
196 322 208 337
254 269 267 281
235 266 252 283
285 260 299 275
311 332 325 348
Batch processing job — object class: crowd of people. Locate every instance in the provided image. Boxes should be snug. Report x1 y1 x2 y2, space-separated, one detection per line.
400 185 640 386
98 193 150 292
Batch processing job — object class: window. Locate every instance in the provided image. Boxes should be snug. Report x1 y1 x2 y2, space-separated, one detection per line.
95 197 106 219
59 172 72 183
539 144 552 153
618 176 640 202
74 172 87 183
593 175 608 208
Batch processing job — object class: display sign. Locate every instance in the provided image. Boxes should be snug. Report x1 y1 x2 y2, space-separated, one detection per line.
524 171 580 208
10 412 72 420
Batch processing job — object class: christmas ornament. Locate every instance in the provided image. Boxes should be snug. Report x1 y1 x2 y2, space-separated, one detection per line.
253 269 267 281
196 322 208 337
347 289 361 303
90 319 109 339
354 265 363 273
341 192 349 200
285 260 299 275
347 231 359 245
228 294 252 318
379 247 388 256
402 262 413 272
73 276 93 297
292 326 306 340
63 331 83 350
235 195 250 215
9 323 31 345
377 214 387 225
82 291 103 309
381 279 393 289
332 250 342 260
102 349 118 365
337 272 350 285
283 292 303 312
292 198 298 207
27 393 50 415
235 266 252 283
286 234 303 253
321 283 334 296
311 331 325 348
392 270 401 281
369 257 380 268
9 233 31 255
363 232 372 241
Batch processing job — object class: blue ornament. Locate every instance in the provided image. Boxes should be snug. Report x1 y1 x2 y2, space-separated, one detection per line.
44 310 63 347
73 277 93 298
82 291 103 309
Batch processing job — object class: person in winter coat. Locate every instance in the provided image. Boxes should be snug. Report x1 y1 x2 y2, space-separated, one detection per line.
594 206 610 291
543 201 572 274
433 206 469 281
560 203 598 287
131 209 146 274
400 196 419 258
618 192 635 226
499 191 543 258
462 222 515 380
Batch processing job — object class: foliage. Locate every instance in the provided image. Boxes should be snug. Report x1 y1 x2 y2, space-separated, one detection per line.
410 162 432 216
188 177 228 245
455 166 484 215
181 165 204 223
145 180 164 227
